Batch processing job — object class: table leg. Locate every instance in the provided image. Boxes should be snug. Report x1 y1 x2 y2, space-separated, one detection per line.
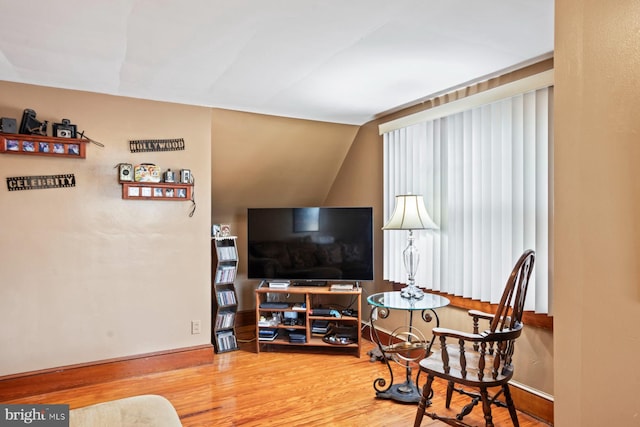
370 308 424 403
370 307 441 404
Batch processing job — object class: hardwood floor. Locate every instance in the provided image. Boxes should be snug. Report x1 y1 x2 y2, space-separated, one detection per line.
3 331 551 426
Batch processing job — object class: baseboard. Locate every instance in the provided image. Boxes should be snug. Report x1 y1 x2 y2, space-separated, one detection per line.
360 324 553 425
0 344 214 401
509 381 554 425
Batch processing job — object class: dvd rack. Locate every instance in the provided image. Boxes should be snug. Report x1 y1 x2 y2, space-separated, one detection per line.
212 236 239 353
216 330 237 352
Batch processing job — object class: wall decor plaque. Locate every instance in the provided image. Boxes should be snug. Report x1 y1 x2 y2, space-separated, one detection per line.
6 174 76 191
129 138 185 153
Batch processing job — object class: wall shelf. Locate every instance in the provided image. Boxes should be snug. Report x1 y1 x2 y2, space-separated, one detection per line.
0 133 89 159
120 181 193 201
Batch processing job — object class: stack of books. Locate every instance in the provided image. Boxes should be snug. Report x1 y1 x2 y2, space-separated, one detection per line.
258 329 278 341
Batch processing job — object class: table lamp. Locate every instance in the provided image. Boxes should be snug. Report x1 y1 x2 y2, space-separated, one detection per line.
383 194 438 299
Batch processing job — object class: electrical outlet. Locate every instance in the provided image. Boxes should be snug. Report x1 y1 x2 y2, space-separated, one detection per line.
191 320 201 335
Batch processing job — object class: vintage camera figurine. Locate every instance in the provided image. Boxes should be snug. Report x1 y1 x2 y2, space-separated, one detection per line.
52 118 77 138
119 163 133 182
180 169 191 183
19 109 48 136
0 117 17 134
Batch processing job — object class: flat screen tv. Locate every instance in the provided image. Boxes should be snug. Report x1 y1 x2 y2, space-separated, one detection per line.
247 207 373 283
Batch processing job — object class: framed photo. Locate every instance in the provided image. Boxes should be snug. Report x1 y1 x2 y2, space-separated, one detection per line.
128 186 140 197
68 144 80 155
141 187 152 197
166 188 174 198
53 143 64 154
212 224 221 237
153 188 163 197
220 224 231 236
38 142 49 153
23 141 35 152
7 139 19 151
177 188 186 198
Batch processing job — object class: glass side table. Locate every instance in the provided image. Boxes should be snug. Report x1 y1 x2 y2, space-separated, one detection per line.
367 291 450 403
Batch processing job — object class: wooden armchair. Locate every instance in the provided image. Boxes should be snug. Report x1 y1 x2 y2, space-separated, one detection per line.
414 250 535 427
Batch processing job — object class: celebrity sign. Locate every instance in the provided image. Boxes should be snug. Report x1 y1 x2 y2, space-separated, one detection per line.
6 174 76 191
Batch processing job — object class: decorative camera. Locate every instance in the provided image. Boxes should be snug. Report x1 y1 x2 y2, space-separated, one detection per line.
19 109 48 136
180 169 191 183
52 118 77 139
119 163 133 182
0 117 17 133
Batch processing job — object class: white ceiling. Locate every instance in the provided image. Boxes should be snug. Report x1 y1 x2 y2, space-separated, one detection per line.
0 0 554 125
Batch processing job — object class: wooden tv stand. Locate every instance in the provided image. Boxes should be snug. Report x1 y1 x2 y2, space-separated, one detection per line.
255 284 362 357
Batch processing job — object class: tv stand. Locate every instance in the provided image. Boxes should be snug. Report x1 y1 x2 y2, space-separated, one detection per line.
255 285 361 357
292 280 326 287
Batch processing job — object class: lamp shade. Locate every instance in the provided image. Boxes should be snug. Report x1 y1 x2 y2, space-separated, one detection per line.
383 194 437 230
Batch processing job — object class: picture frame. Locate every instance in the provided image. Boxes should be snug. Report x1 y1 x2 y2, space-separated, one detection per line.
128 186 140 197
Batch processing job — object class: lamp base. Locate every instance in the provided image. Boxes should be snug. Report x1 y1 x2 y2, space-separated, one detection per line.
400 285 424 300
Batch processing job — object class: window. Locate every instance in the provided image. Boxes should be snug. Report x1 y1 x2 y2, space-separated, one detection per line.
381 80 552 315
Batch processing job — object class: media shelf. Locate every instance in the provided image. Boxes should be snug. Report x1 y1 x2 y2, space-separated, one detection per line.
0 133 89 159
212 236 239 353
255 284 362 357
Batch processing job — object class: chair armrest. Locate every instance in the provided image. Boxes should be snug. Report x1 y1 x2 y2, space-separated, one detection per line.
432 327 486 342
468 309 495 321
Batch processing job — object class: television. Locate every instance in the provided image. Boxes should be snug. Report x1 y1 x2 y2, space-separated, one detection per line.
247 207 373 283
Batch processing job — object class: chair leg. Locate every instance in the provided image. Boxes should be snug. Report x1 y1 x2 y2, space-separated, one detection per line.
413 373 434 427
479 387 494 427
502 384 520 427
445 380 454 408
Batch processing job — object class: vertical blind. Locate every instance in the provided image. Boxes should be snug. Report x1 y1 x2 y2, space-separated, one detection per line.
383 86 552 314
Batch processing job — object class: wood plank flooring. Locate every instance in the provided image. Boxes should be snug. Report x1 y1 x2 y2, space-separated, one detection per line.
2 331 551 426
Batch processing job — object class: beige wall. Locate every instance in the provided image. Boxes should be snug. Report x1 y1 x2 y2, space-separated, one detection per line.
554 1 640 425
210 108 361 309
0 82 212 376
